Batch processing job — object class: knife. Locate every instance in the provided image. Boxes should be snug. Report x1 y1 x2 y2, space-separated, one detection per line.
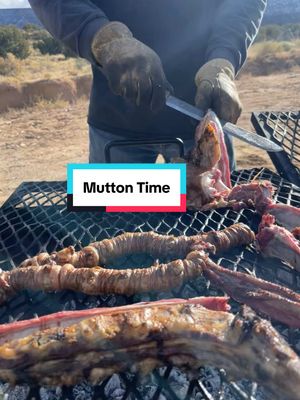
166 95 282 152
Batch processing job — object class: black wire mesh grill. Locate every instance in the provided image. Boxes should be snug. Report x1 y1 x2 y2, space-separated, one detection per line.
0 167 300 400
251 111 300 186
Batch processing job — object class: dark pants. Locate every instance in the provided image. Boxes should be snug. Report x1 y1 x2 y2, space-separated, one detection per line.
89 125 236 171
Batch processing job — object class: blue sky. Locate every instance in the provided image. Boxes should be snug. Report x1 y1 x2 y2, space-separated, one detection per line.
0 0 29 7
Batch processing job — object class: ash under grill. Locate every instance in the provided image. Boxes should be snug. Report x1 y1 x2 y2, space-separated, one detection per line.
0 168 300 400
252 111 300 186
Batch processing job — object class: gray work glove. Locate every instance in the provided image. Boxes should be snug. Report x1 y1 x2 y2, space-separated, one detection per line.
92 21 172 112
195 59 242 124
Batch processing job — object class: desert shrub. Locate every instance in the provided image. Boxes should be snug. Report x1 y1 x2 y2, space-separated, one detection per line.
252 40 295 58
62 45 76 58
256 25 282 42
33 35 76 58
23 23 42 32
0 25 30 59
256 23 300 42
291 24 300 37
23 24 48 41
34 35 62 55
31 29 51 42
0 53 20 76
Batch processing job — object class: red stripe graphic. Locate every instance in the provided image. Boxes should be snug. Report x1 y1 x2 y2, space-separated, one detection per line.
106 194 186 213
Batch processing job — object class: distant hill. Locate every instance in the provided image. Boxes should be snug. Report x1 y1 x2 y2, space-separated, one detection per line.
0 2 299 28
0 8 40 28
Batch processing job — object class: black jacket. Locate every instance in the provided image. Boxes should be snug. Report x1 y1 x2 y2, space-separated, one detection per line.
29 0 267 139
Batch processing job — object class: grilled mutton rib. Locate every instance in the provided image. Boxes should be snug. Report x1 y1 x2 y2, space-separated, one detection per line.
19 224 254 268
256 214 300 271
0 298 300 400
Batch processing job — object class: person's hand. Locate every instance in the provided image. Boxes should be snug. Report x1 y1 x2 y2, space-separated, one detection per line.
195 59 242 123
92 22 172 112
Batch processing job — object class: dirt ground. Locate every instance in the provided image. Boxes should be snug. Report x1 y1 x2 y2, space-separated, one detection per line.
1 70 300 205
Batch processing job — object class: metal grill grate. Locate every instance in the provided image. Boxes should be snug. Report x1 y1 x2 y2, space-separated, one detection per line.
252 111 300 186
0 168 300 400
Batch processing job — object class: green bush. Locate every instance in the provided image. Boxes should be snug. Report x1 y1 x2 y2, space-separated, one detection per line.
33 35 62 55
30 29 51 42
23 23 48 41
0 25 30 59
33 35 76 58
23 23 42 32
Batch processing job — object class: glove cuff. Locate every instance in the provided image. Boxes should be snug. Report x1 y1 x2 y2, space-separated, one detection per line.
92 21 133 61
195 58 235 87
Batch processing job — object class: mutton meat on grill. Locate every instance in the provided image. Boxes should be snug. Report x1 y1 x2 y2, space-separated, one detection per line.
227 179 275 212
174 110 280 212
0 298 300 400
19 224 254 268
256 214 300 271
2 229 300 327
181 110 232 210
233 177 300 231
262 202 300 231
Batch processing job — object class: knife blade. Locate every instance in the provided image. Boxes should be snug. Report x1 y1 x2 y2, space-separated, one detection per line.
166 95 282 153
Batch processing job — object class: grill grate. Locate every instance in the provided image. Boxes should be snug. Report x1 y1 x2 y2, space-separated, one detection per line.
251 111 300 186
0 168 300 400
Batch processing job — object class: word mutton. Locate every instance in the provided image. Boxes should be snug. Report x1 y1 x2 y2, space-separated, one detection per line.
84 181 171 194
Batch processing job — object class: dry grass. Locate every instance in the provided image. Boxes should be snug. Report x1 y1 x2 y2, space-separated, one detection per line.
1 65 300 205
0 50 91 83
30 97 71 110
242 39 300 76
0 53 21 76
0 39 300 84
249 39 300 59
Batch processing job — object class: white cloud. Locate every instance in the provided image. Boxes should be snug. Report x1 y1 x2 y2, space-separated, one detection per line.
0 0 30 8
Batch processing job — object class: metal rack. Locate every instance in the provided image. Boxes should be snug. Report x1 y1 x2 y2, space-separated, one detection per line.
0 168 300 400
252 111 300 187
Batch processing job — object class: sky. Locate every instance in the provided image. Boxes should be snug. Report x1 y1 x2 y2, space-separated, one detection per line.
0 0 29 8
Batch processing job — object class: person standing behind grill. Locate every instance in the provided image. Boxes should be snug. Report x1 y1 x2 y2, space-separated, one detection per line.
29 0 267 169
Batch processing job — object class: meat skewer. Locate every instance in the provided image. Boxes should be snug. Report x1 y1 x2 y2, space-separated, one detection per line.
3 252 300 327
0 297 299 400
19 223 255 268
256 214 300 271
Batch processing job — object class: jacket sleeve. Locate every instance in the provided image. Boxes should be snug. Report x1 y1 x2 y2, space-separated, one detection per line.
205 0 267 73
28 0 109 63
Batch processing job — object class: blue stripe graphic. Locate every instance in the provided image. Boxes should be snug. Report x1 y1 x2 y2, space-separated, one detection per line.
67 163 186 195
